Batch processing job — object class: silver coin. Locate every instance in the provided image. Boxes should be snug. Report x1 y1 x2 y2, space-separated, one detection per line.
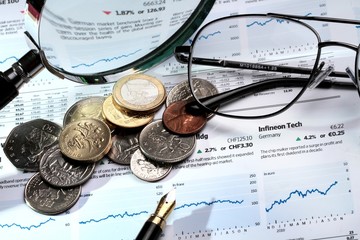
39 145 96 187
63 96 107 126
166 78 218 107
139 120 196 163
24 172 81 215
107 128 141 165
130 149 172 182
3 119 62 171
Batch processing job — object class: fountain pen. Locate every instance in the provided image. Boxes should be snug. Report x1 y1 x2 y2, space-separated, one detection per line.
135 189 176 240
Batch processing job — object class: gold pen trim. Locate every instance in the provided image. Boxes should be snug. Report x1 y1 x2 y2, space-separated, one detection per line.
147 215 166 230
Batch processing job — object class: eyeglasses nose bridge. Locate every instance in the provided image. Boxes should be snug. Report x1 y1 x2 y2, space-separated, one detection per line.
316 41 360 88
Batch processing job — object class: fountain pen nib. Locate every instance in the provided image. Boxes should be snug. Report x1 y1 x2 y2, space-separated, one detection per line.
164 189 176 204
155 189 176 220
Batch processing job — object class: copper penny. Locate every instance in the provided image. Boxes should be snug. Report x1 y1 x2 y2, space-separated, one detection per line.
162 100 207 135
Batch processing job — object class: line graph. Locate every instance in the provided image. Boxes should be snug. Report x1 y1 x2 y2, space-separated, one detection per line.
0 39 29 68
72 173 259 239
198 31 221 40
265 181 338 212
166 174 259 237
0 56 18 65
187 12 314 45
78 198 246 225
174 199 244 210
188 12 314 45
79 210 148 224
264 162 354 223
246 13 312 28
247 17 290 28
71 49 142 69
188 31 222 44
0 217 55 230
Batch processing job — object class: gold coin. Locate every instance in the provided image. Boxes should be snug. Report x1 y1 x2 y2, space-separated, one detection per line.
59 118 112 162
63 97 106 126
102 95 154 128
63 96 117 131
112 74 166 113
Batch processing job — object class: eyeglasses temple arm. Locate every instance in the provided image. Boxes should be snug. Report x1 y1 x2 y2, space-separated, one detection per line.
174 48 348 78
268 13 360 25
187 77 356 112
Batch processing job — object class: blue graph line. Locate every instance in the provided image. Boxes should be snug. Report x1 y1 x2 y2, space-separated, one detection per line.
71 49 142 69
78 199 244 225
198 31 221 41
265 181 338 212
247 18 288 27
0 217 55 230
78 210 149 225
174 199 244 210
0 56 18 64
188 13 314 44
188 30 221 44
247 13 312 28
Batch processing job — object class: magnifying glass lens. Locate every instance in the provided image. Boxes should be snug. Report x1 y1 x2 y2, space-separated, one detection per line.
34 0 214 79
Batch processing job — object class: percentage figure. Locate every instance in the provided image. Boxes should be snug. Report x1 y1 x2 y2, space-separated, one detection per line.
304 135 316 140
116 10 135 15
205 147 217 153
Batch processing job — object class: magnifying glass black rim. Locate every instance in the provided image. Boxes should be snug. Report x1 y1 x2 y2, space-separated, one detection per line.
35 0 215 83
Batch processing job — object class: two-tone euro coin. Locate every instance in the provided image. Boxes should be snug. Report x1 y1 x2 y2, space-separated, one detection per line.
112 74 166 113
102 95 154 128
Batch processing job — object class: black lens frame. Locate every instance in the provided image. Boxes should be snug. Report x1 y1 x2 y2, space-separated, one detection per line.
175 13 360 119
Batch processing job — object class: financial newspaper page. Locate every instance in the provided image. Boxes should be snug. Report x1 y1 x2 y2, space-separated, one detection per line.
0 0 359 239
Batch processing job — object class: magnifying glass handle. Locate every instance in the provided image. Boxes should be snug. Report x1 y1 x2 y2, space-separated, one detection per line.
0 50 43 110
0 73 20 110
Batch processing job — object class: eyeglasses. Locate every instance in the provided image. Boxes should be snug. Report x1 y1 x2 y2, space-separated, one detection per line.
174 13 360 119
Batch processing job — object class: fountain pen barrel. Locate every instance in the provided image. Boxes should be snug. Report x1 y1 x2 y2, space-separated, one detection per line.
135 190 176 240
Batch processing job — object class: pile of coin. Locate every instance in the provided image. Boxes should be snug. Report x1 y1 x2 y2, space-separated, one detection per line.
3 118 95 215
3 74 218 215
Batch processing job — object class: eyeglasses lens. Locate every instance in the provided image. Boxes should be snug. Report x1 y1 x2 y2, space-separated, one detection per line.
189 15 320 118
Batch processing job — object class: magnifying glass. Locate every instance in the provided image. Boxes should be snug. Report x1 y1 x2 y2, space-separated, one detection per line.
0 0 215 110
